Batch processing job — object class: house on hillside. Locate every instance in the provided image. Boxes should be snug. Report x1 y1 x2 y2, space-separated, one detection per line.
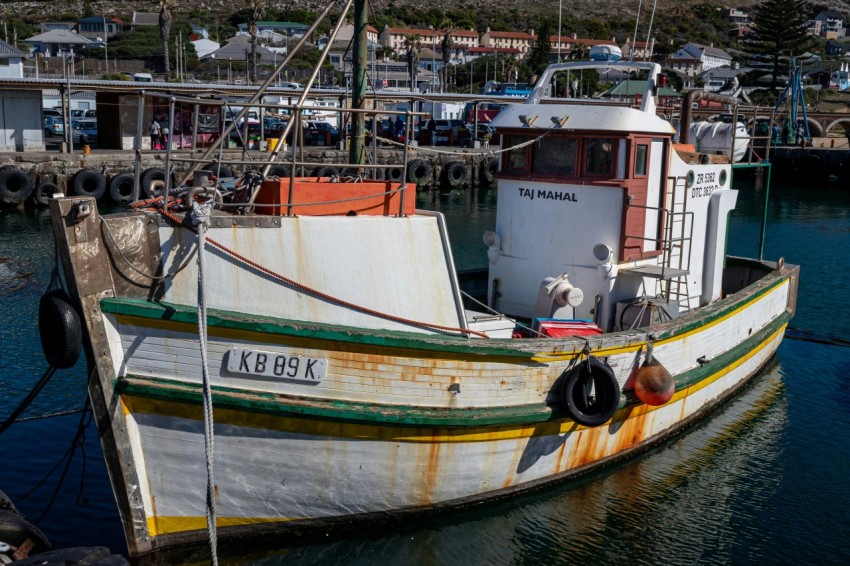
131 12 159 28
22 30 91 57
547 34 619 61
698 66 748 92
480 27 535 57
192 38 220 59
203 36 279 67
826 39 850 57
0 40 29 79
666 42 731 77
379 27 442 58
236 22 310 37
621 38 652 60
39 21 76 34
76 16 123 41
809 12 846 39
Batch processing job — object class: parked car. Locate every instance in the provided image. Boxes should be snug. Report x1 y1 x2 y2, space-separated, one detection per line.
419 119 465 145
305 120 339 145
43 115 64 138
71 118 98 145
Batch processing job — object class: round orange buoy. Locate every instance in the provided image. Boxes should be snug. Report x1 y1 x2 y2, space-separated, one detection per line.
634 343 675 406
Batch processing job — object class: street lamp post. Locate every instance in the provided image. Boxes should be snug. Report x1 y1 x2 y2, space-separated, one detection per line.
557 0 562 62
431 26 436 94
103 15 108 74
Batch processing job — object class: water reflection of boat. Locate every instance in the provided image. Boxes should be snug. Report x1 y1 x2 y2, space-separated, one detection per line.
39 7 798 559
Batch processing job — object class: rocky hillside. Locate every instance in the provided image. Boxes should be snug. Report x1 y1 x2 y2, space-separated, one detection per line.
2 0 850 38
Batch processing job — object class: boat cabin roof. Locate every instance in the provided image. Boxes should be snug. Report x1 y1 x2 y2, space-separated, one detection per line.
489 103 676 136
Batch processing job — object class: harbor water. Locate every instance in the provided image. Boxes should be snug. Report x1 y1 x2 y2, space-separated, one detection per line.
2 179 849 563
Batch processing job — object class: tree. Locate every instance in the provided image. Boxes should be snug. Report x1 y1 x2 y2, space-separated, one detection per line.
744 0 814 88
440 21 456 92
404 34 422 90
527 22 552 74
248 0 267 84
158 0 175 81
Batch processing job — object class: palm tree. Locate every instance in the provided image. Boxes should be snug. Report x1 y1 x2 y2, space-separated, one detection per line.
440 24 455 93
248 0 266 84
403 34 422 90
158 0 174 80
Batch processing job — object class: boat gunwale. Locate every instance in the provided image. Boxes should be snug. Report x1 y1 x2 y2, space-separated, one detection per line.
99 258 796 360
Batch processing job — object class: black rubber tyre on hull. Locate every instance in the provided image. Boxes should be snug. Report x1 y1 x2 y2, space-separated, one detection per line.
560 357 621 427
442 161 468 188
406 159 432 185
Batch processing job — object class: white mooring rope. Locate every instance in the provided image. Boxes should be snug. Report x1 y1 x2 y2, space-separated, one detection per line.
191 195 219 565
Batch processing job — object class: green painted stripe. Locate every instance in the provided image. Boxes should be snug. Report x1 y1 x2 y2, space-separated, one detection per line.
100 265 791 358
115 312 790 428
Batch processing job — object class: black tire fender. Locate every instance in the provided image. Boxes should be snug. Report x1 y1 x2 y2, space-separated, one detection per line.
406 159 432 185
386 166 404 182
266 165 290 178
34 181 59 207
481 156 499 184
313 166 339 178
72 170 106 199
38 289 82 369
560 357 621 427
201 162 234 178
141 168 168 199
108 173 136 204
442 161 468 187
0 168 34 203
0 509 52 555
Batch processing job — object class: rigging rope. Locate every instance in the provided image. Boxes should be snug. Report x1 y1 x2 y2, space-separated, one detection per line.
189 194 219 566
158 207 486 338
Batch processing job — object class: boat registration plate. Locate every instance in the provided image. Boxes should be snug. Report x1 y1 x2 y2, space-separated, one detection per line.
227 347 326 383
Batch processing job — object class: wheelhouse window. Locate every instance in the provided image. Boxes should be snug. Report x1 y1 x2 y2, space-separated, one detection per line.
586 138 614 175
534 137 578 176
634 144 648 176
506 136 528 174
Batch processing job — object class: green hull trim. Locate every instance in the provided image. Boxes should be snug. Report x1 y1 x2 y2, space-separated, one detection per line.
100 268 789 359
116 311 790 429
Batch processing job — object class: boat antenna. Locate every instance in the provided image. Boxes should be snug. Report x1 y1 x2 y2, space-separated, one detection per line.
644 0 658 61
631 0 643 61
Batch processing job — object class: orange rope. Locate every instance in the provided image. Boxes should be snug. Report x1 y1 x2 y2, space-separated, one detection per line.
158 209 488 339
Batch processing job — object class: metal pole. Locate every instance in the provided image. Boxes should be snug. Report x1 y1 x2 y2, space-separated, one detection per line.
179 0 340 186
348 0 368 166
163 97 176 210
132 91 144 202
103 15 108 73
65 61 73 153
398 109 412 217
758 164 772 261
191 97 200 151
557 0 562 62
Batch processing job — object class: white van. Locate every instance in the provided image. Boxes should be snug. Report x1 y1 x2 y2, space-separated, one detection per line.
133 73 153 82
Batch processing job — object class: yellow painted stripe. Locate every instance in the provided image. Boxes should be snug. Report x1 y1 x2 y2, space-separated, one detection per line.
123 323 786 443
531 280 789 362
147 515 295 537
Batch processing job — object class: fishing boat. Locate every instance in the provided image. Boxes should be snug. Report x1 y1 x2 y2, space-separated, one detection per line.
41 51 798 558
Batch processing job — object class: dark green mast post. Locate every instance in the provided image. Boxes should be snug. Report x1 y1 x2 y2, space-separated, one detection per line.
348 0 367 165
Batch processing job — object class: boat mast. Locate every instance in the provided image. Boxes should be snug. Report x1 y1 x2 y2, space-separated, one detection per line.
349 0 367 165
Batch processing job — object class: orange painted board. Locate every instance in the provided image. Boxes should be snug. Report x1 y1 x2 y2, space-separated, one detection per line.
254 178 415 216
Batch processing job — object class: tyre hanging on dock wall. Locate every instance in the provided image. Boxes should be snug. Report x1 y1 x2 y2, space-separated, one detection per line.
442 161 468 188
266 165 290 178
108 173 136 204
33 181 59 207
313 166 339 178
0 168 34 204
141 168 168 199
201 162 234 178
481 156 498 185
386 166 404 182
406 159 432 185
71 170 106 200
